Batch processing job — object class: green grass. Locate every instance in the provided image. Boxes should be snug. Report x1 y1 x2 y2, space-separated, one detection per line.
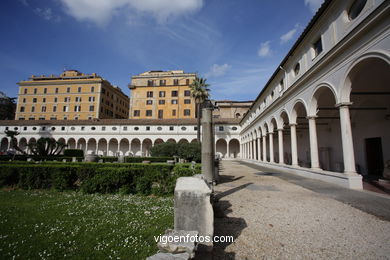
0 190 173 259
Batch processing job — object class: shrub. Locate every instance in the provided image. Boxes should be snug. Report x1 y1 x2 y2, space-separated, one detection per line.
125 157 174 163
100 156 118 163
177 143 201 162
150 142 179 157
63 149 84 158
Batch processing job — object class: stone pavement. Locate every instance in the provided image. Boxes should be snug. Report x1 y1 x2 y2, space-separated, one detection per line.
211 160 390 260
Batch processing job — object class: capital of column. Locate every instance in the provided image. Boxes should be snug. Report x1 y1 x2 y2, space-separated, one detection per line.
277 128 284 131
306 115 318 120
289 123 297 127
268 131 274 135
262 134 267 138
335 102 353 108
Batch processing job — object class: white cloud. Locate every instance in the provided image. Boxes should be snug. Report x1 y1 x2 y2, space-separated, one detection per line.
257 41 271 57
304 0 324 13
18 0 28 6
206 64 231 78
280 24 301 44
60 0 203 26
34 7 61 22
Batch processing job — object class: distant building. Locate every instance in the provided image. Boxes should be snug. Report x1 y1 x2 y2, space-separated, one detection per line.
15 70 129 121
213 100 253 119
129 70 196 119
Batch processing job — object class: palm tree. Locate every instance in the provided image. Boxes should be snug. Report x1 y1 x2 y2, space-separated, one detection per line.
189 76 210 142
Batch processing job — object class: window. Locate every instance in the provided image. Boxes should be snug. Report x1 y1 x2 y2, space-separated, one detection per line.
147 91 153 98
235 113 241 118
158 100 165 105
24 88 27 94
33 98 37 103
31 106 35 112
219 126 224 131
348 0 367 20
91 86 95 92
44 88 47 94
89 105 94 112
172 109 176 116
50 117 57 121
102 126 106 131
67 87 70 93
184 90 191 96
159 91 165 97
74 105 81 112
61 127 65 131
146 126 150 131
294 63 300 76
171 90 178 97
19 118 25 121
102 88 106 94
279 79 284 92
169 126 174 131
78 87 81 93
20 106 25 112
81 127 85 131
34 88 37 94
146 110 152 117
22 98 26 103
63 106 68 112
160 80 166 86
75 97 82 102
184 99 191 104
134 127 139 131
39 117 45 120
29 117 35 121
63 116 67 120
133 110 140 117
147 80 154 86
173 79 179 85
123 126 127 131
313 37 323 58
112 127 117 130
186 79 190 85
43 98 46 103
158 110 163 119
184 109 191 116
55 88 59 94
54 97 57 102
181 127 187 131
171 99 178 104
146 100 153 105
157 127 162 131
74 116 79 120
232 126 238 131
53 106 57 112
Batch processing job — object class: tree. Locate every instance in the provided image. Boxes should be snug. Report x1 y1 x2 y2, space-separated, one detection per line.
4 130 26 158
28 137 67 156
0 92 16 120
189 77 210 142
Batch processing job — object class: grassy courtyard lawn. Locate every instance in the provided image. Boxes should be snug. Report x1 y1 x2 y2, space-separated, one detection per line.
0 190 173 259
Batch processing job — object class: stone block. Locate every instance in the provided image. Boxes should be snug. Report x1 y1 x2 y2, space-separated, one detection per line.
157 229 198 258
146 252 190 260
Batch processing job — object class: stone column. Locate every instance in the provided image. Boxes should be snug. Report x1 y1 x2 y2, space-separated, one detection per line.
128 141 132 157
248 139 252 160
290 123 298 166
227 141 230 158
307 116 320 169
253 139 257 160
106 142 109 156
201 106 215 184
337 103 357 175
262 135 267 161
269 132 274 163
140 143 143 157
117 142 120 157
257 137 261 161
278 128 284 164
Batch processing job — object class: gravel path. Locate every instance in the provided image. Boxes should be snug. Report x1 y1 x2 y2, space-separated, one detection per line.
212 160 390 260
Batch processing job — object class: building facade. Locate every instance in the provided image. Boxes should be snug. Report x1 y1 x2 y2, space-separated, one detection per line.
129 70 196 119
15 70 129 121
213 100 253 119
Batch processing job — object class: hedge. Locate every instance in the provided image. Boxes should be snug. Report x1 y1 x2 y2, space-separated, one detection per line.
63 149 84 157
0 155 83 162
0 162 200 195
125 157 174 163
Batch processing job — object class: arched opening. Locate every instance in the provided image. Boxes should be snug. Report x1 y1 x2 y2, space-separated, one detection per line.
216 139 227 158
108 139 118 156
142 139 153 157
77 138 87 154
167 138 176 143
0 138 9 153
97 139 107 156
154 138 164 146
311 86 343 172
131 139 141 157
87 138 97 155
18 138 28 154
67 138 76 149
270 118 278 163
190 139 198 143
229 139 240 158
119 139 130 156
280 111 291 165
292 102 310 168
178 139 189 144
263 124 270 162
346 57 390 178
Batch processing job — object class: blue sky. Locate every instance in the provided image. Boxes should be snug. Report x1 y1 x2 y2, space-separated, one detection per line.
0 0 324 101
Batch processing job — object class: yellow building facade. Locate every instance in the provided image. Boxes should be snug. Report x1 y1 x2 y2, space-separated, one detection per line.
129 70 196 119
15 70 129 121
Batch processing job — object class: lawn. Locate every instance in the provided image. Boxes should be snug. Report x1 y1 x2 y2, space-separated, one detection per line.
0 190 173 259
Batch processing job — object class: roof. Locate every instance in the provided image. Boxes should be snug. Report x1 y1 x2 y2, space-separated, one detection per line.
0 118 241 126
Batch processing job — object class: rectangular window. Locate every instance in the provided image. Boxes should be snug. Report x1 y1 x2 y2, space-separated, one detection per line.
184 90 191 96
43 98 46 103
89 105 94 112
50 117 57 120
102 88 106 94
133 110 140 117
186 79 190 85
219 126 224 131
146 100 153 105
171 99 178 104
54 97 57 102
55 88 59 94
22 98 26 103
171 90 178 97
169 126 174 131
313 37 323 58
67 87 70 93
44 88 47 94
184 99 191 104
147 80 154 86
19 118 25 121
24 88 27 94
31 106 35 112
39 117 45 120
146 110 152 117
158 100 165 105
184 109 191 116
173 79 179 85
74 105 81 112
41 106 46 112
33 98 37 103
146 126 150 131
78 87 82 93
160 80 166 86
147 91 153 97
29 117 35 120
63 106 68 112
172 109 176 116
91 86 95 92
34 88 37 94
159 91 165 97
53 106 57 112
158 110 163 119
20 106 25 112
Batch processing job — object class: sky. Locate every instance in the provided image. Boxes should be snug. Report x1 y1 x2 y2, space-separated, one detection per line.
0 0 324 101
